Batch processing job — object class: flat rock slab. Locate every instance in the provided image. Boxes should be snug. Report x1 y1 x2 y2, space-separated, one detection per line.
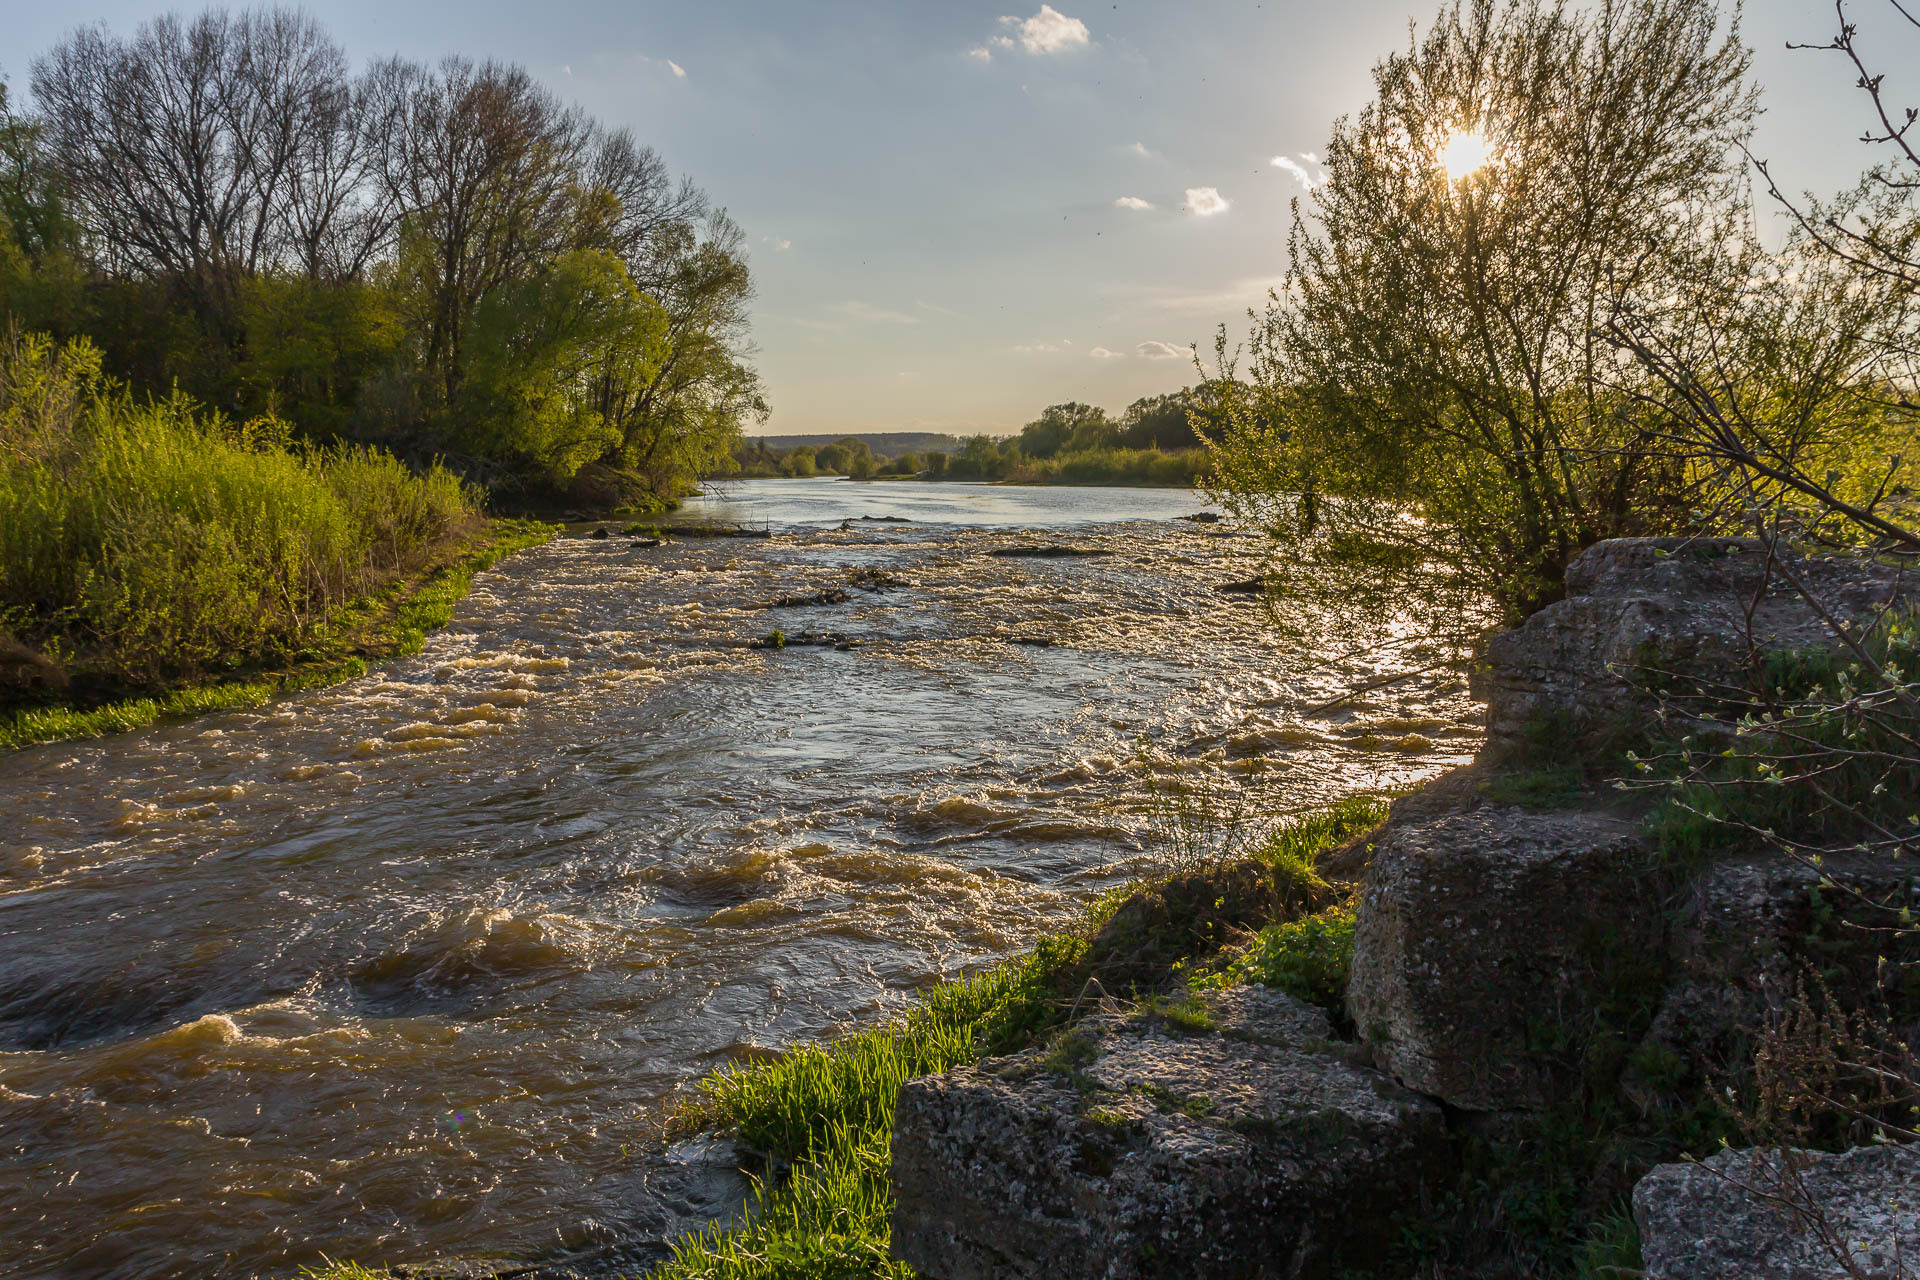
890 986 1447 1280
1347 803 1659 1110
1635 1143 1920 1279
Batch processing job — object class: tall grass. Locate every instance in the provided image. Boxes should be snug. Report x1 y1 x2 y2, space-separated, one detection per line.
0 330 480 688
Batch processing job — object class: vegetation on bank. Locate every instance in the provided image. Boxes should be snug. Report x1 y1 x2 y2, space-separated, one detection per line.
1 12 760 510
0 328 555 748
723 394 1214 487
647 798 1385 1280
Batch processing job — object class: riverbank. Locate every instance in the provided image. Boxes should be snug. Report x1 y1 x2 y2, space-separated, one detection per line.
0 490 1477 1278
0 518 556 751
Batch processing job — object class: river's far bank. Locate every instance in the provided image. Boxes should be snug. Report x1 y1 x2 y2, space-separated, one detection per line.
0 518 556 752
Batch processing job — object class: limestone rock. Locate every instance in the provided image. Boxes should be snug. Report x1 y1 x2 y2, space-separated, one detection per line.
1346 803 1660 1111
1477 536 1914 747
1634 1143 1920 1279
1626 852 1920 1105
889 985 1446 1280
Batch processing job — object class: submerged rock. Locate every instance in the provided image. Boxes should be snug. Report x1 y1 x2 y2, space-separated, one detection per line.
987 545 1113 558
752 587 852 610
1634 1143 1920 1279
890 986 1447 1280
1346 801 1660 1111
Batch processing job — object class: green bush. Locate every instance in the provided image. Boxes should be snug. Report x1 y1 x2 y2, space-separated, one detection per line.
1193 905 1356 1010
0 330 479 686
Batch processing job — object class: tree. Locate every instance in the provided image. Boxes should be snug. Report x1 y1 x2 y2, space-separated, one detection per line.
602 210 764 493
459 248 666 483
1205 0 1758 629
0 81 85 336
1017 402 1110 458
32 11 353 343
373 55 591 406
1120 391 1200 450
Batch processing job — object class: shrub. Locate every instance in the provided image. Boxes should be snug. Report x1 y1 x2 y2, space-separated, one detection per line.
1193 905 1356 1010
0 330 480 687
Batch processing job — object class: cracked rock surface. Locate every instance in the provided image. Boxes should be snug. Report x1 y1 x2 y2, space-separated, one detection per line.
1634 1143 1920 1280
889 985 1446 1280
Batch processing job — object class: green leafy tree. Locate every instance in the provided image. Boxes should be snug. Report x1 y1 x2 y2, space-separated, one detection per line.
1206 0 1757 629
239 277 403 437
1017 402 1111 458
459 249 666 483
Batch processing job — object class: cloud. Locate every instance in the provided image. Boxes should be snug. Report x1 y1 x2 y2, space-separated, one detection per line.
773 238 791 251
996 5 1089 54
667 59 687 78
836 300 920 326
1089 346 1124 359
967 45 994 61
1013 342 1064 353
1184 186 1229 217
917 299 959 317
561 64 573 77
1269 154 1325 190
1135 340 1186 360
1130 141 1152 158
1113 195 1153 211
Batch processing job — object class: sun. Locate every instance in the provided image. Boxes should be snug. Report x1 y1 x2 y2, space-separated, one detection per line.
1438 130 1495 180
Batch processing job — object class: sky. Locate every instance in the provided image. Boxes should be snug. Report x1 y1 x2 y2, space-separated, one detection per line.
3 0 1915 436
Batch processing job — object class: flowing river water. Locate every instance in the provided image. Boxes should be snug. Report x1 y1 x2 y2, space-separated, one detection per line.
0 480 1479 1279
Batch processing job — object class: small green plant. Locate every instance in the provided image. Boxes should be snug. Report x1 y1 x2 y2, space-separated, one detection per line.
1193 905 1356 1011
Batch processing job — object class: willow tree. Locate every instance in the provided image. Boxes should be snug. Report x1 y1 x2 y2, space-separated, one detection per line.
1205 0 1757 632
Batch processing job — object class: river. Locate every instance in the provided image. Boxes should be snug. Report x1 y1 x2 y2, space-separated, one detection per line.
0 479 1478 1278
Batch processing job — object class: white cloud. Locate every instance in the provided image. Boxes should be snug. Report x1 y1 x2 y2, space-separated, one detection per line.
1014 342 1064 353
775 238 791 251
1130 141 1152 158
1184 186 1229 217
836 300 920 326
1089 346 1124 359
967 45 993 61
996 5 1089 54
1135 340 1185 360
562 64 573 77
667 59 687 78
1269 154 1325 190
1114 195 1153 211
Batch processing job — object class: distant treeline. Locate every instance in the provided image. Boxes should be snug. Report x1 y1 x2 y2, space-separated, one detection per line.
725 391 1215 486
0 8 761 506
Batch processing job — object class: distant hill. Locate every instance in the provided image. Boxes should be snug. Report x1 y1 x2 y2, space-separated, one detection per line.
748 432 966 460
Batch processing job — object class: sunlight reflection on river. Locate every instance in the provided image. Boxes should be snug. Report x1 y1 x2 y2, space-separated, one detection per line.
0 479 1479 1278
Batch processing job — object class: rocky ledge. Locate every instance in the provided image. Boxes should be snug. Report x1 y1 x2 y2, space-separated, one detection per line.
1635 1143 1920 1279
891 985 1445 1280
891 537 1920 1278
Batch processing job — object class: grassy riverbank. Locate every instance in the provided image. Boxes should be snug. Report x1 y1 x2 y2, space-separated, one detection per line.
0 517 555 751
0 329 561 749
651 798 1383 1279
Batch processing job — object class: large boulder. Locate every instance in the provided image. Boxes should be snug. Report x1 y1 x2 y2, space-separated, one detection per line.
1625 850 1920 1107
1634 1142 1920 1279
1346 801 1662 1111
889 985 1447 1280
1476 537 1914 748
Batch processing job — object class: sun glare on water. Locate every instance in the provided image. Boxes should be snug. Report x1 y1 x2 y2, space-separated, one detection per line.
1439 131 1494 180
